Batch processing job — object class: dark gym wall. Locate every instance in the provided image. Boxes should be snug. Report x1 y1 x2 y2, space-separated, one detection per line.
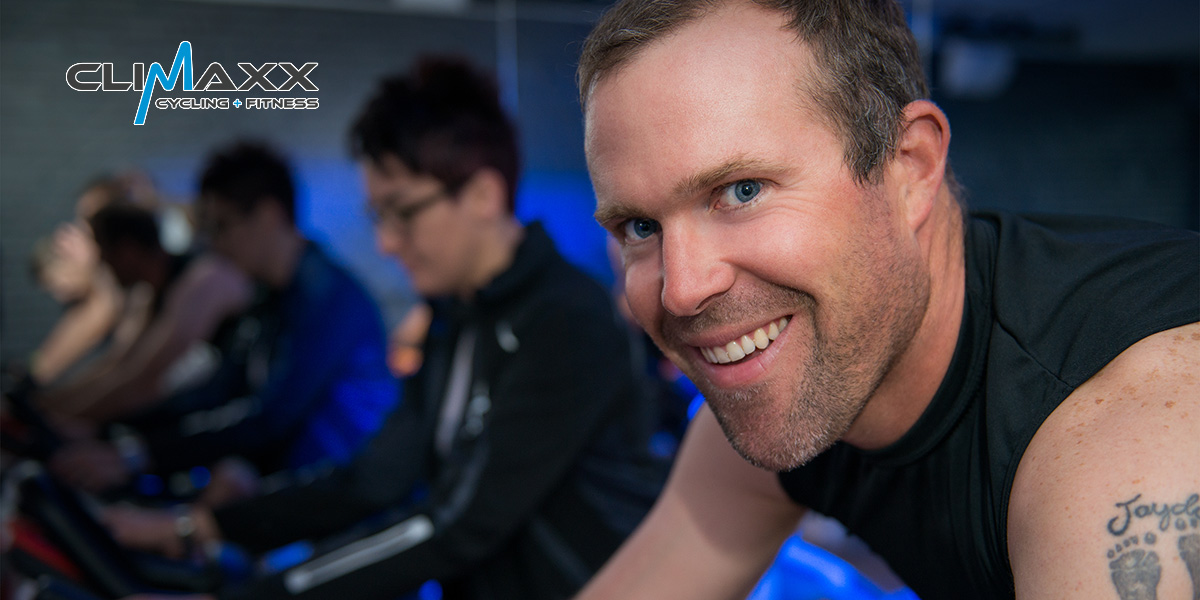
939 61 1199 227
2 0 1197 365
0 0 597 361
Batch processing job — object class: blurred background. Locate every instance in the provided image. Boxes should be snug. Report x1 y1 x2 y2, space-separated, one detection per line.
2 0 1197 365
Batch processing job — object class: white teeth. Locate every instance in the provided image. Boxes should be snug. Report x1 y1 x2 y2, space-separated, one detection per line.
699 317 792 365
753 328 769 349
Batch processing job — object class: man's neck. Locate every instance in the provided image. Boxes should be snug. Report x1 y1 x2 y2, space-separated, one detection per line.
842 194 968 450
457 218 525 302
260 230 306 289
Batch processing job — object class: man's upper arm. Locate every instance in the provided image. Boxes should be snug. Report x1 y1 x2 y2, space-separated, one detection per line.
112 256 251 380
157 256 254 343
577 407 806 600
1008 322 1200 599
73 257 253 420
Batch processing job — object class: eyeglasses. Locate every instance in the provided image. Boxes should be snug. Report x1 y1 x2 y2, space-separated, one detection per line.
367 188 451 235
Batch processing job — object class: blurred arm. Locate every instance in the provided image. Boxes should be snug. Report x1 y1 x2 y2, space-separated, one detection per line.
30 266 123 384
576 406 806 600
39 256 252 422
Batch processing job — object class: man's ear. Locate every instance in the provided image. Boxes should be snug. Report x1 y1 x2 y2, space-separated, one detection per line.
892 100 951 230
459 167 510 219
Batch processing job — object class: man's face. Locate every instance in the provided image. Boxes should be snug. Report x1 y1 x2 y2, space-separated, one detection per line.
585 2 930 471
361 157 478 299
197 196 267 277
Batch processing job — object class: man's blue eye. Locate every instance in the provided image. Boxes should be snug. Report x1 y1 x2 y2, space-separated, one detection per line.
623 218 660 241
721 179 762 206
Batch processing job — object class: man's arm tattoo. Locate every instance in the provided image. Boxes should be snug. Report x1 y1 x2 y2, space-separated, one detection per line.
1104 492 1199 600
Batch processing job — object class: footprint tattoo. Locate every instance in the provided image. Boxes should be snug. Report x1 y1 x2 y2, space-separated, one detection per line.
1110 533 1161 600
1180 532 1199 600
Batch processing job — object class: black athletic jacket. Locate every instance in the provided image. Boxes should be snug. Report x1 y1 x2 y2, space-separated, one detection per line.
214 222 666 600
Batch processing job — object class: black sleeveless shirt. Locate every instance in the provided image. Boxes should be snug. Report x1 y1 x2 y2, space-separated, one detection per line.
777 212 1199 599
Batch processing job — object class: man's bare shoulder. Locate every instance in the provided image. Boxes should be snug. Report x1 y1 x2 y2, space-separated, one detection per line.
1008 322 1199 599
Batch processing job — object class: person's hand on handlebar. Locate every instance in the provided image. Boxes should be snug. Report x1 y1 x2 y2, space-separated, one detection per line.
102 503 221 560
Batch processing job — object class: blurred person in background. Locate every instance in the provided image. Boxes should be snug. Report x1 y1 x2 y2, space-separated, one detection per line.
106 56 666 600
38 143 398 496
24 175 157 386
27 225 130 386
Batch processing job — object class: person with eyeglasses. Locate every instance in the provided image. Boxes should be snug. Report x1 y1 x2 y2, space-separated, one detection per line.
105 56 667 600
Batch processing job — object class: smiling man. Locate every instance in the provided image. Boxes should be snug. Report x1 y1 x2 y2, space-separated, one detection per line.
577 0 1200 599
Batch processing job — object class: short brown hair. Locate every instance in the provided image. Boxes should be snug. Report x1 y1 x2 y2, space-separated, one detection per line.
578 0 928 185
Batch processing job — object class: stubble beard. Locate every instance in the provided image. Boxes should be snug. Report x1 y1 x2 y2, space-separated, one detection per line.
662 216 930 473
699 293 881 472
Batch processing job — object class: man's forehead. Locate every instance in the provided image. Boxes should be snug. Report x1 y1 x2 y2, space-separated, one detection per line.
582 1 808 108
586 4 826 214
583 4 819 135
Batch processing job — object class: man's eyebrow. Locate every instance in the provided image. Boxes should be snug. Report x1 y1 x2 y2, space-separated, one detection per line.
592 157 787 225
673 157 782 199
593 202 638 227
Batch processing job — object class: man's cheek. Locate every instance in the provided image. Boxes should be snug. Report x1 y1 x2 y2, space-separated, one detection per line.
623 265 662 330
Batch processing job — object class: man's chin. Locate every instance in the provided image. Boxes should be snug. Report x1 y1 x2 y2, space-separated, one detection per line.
710 405 830 472
727 431 831 472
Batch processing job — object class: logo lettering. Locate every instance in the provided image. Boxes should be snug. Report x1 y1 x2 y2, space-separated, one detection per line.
237 62 278 91
195 62 239 92
65 63 102 91
135 41 193 125
67 42 318 125
277 62 319 91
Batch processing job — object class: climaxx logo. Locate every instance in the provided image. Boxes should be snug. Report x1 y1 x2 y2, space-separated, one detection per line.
65 42 319 125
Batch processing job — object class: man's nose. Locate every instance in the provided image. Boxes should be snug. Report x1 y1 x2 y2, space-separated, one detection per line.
659 224 734 317
374 222 404 258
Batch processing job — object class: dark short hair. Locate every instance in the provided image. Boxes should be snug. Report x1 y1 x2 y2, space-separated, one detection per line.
198 141 296 224
349 56 521 212
578 0 927 186
89 203 161 253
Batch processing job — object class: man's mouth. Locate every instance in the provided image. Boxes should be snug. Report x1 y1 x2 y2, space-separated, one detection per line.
698 317 789 365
